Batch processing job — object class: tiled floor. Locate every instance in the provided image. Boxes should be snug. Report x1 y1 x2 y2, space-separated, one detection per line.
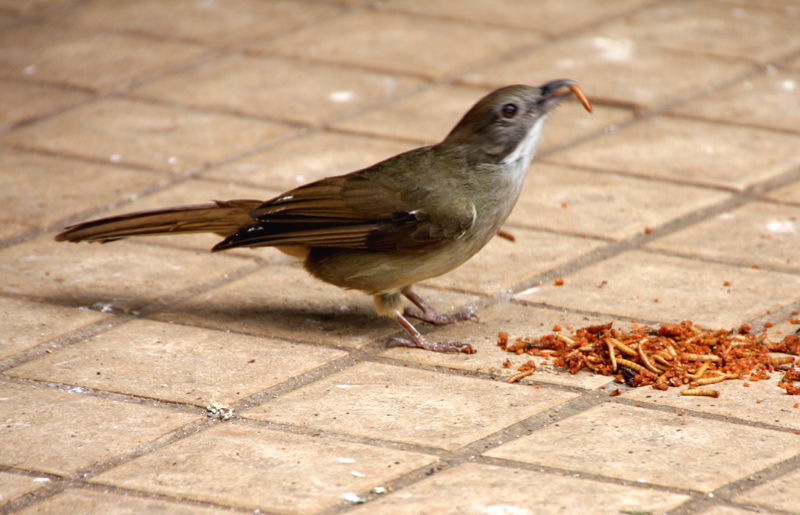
1 1 799 514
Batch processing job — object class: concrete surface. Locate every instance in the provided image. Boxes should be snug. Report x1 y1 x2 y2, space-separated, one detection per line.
1 0 799 514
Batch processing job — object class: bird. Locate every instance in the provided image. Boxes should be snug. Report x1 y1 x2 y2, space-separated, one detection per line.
56 80 593 353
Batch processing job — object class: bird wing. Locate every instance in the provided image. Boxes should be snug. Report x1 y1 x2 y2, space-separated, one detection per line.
212 169 476 253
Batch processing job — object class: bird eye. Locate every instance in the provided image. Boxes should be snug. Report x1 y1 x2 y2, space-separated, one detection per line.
501 103 518 118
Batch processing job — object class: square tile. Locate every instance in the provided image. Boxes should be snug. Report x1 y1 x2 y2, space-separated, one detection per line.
331 84 494 145
153 264 478 348
485 402 800 492
0 98 294 173
0 148 163 229
508 164 732 240
92 424 437 514
79 178 279 252
15 488 236 515
647 201 800 271
348 462 690 515
622 369 800 431
0 0 75 14
331 84 628 149
381 302 627 389
515 250 800 328
766 180 800 206
422 227 603 295
733 468 800 514
671 70 800 135
0 221 29 241
0 79 88 128
0 297 108 361
0 234 253 312
695 508 770 515
0 24 206 91
385 0 653 35
131 54 424 126
201 131 415 192
0 382 198 475
594 2 800 63
544 116 800 191
243 362 578 451
7 319 347 405
254 10 542 80
0 471 48 507
461 37 754 110
49 0 337 45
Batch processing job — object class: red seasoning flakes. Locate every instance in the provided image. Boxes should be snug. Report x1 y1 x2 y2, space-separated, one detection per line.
498 321 800 396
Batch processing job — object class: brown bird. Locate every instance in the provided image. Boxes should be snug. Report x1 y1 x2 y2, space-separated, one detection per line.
56 80 592 353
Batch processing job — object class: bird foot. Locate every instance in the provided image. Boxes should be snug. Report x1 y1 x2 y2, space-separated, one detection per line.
402 307 478 325
391 336 474 354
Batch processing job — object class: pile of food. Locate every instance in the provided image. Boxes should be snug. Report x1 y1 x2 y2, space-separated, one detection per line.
498 321 800 396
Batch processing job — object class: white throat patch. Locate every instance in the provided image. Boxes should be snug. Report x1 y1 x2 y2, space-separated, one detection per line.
500 114 549 169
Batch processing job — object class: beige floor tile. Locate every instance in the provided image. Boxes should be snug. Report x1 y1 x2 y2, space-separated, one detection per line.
0 471 47 507
594 2 800 63
254 10 542 80
0 235 252 312
461 37 754 109
381 302 626 389
244 362 577 451
92 424 437 514
0 11 15 25
385 0 653 35
0 221 29 240
0 0 75 14
622 367 800 430
49 0 337 45
515 250 800 328
349 462 689 515
422 227 603 295
766 180 800 206
647 201 800 271
716 0 800 9
545 116 800 191
0 149 163 229
0 382 198 475
15 488 235 515
485 402 800 493
7 319 347 406
201 131 415 192
0 79 88 128
733 468 800 514
671 70 800 134
331 84 494 145
785 53 800 71
508 164 732 240
0 98 294 173
331 83 627 149
79 178 279 252
695 507 778 515
0 24 206 91
131 54 424 126
0 297 108 361
153 264 477 348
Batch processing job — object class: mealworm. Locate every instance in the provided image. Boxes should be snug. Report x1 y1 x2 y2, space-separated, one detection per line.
681 388 720 398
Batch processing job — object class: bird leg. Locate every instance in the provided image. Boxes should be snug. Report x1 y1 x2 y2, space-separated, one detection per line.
391 311 474 354
401 289 478 325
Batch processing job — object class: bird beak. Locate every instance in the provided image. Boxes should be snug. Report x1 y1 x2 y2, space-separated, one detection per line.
539 79 593 113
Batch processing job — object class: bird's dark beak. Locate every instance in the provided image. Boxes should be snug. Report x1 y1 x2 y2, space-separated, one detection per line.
539 79 593 113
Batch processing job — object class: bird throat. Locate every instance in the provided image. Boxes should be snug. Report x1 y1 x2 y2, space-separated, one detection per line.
500 114 549 173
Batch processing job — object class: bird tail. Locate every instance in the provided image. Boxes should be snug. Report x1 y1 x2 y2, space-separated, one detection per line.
55 199 263 243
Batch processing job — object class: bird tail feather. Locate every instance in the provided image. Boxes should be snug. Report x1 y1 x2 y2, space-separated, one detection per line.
55 199 263 243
